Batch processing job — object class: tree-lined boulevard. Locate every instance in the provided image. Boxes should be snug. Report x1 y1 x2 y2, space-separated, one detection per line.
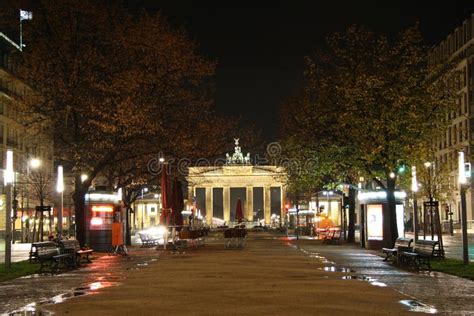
1 1 474 315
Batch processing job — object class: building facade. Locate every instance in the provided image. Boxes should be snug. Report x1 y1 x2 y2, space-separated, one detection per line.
0 32 54 240
430 14 474 224
132 193 161 230
186 139 287 227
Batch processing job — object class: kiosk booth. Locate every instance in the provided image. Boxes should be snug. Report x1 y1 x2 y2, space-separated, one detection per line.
358 190 406 249
85 190 123 252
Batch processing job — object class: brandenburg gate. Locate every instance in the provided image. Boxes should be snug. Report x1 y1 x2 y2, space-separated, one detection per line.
187 139 287 226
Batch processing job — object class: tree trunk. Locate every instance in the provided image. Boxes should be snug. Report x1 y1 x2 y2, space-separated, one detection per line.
73 181 87 247
32 210 38 243
347 186 356 242
386 176 398 247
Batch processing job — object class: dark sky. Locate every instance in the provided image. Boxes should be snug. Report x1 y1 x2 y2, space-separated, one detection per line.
126 1 474 142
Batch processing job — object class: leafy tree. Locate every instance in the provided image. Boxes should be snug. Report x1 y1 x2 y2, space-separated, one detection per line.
282 25 456 246
1 0 238 245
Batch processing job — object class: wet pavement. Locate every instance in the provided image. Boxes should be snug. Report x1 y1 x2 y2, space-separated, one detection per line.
2 233 474 314
0 248 160 315
293 240 474 315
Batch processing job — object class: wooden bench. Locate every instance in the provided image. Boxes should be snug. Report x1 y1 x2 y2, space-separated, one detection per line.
36 244 70 273
138 233 159 247
382 237 413 262
58 239 93 267
29 241 57 263
399 240 440 271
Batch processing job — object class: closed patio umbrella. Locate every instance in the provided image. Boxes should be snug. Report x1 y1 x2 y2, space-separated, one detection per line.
235 198 244 224
170 178 184 230
160 164 171 225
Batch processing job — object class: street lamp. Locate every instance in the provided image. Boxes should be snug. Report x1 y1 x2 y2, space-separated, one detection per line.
81 174 88 183
458 151 469 265
30 158 41 169
411 166 418 241
56 165 64 239
424 161 435 240
4 150 14 268
141 187 148 229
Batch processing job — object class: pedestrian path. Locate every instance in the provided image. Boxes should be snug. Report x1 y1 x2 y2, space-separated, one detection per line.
45 233 412 315
0 242 31 263
2 232 474 315
295 240 474 314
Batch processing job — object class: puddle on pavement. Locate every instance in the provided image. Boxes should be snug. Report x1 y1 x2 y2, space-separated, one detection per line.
341 275 388 287
322 266 354 273
295 244 438 313
399 300 437 314
19 274 43 279
8 280 120 315
342 275 371 281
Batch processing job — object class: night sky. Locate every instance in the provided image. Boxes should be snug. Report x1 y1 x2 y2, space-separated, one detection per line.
126 1 474 142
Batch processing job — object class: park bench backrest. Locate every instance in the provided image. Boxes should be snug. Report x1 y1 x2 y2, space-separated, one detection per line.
59 239 81 253
32 241 57 252
394 237 413 249
37 245 60 259
413 240 438 257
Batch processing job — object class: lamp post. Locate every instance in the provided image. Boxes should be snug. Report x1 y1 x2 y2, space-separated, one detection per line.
458 151 469 265
56 166 64 240
424 161 435 240
141 187 148 229
411 166 419 242
4 150 14 268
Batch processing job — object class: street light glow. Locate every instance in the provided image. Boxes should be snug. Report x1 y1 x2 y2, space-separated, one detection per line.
389 172 396 179
81 174 88 183
30 158 41 169
57 165 64 193
4 150 13 185
411 166 418 192
159 157 165 163
459 151 466 185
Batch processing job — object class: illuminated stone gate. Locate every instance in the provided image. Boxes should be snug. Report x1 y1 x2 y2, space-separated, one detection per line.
187 139 287 226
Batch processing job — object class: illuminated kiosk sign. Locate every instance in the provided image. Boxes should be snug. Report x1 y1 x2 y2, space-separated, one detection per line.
367 204 383 240
85 191 122 252
358 190 406 250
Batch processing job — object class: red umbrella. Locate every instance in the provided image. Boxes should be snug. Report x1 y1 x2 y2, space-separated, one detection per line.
170 178 184 229
235 198 244 224
176 179 184 227
160 164 171 225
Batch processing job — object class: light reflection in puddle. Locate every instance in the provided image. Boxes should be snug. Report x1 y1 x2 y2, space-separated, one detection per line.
340 275 386 287
322 266 354 273
399 300 437 314
370 281 387 287
87 281 119 291
8 280 121 315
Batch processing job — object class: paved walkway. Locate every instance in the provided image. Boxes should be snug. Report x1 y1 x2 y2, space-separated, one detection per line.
1 232 474 315
295 240 474 314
